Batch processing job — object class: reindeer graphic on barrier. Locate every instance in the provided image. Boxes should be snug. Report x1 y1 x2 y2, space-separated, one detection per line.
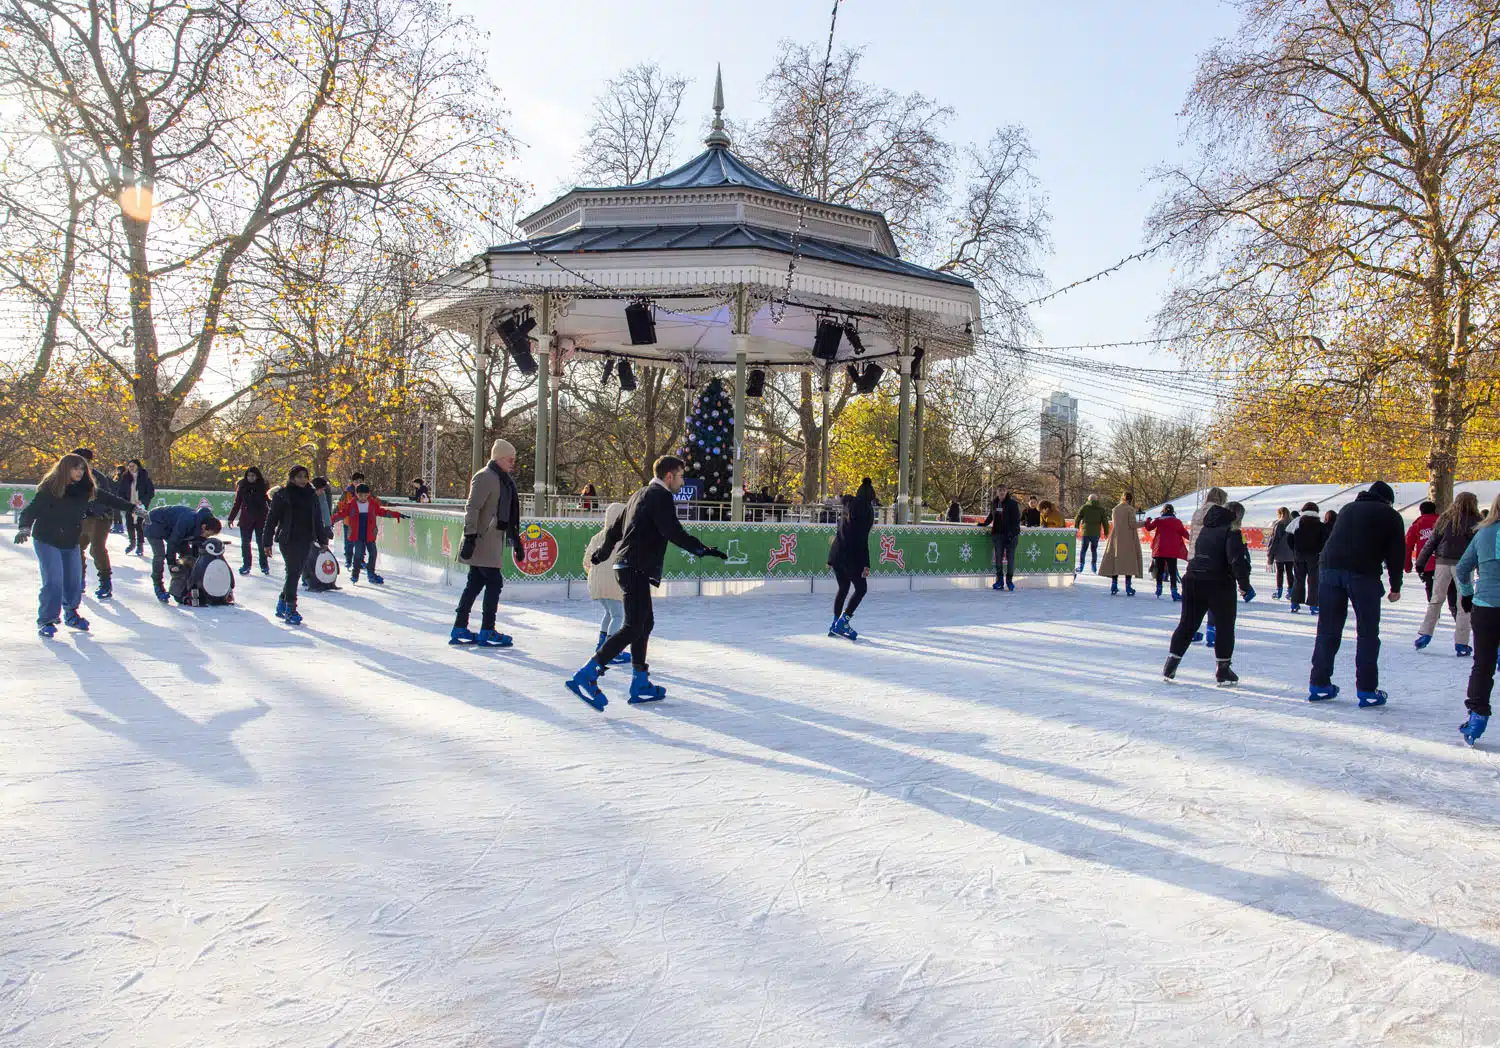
767 533 798 570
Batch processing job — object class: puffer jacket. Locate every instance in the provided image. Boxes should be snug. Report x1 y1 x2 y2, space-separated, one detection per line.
1184 504 1253 591
584 503 627 601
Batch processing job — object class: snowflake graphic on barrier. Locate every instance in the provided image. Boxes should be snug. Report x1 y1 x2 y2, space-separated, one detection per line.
1026 545 1041 562
959 542 973 563
683 551 697 564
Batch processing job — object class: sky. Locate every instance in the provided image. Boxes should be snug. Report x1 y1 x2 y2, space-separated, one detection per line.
452 0 1245 432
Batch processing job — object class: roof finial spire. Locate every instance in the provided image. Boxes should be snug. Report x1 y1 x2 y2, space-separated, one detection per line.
705 63 731 149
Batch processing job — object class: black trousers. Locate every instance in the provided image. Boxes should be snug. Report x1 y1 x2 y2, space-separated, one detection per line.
1275 562 1293 591
993 533 1018 582
279 540 311 609
596 568 655 670
833 567 867 618
149 536 170 589
1169 576 1238 660
1467 605 1500 716
1291 556 1320 606
1152 557 1179 587
454 565 504 631
240 521 268 571
126 513 145 551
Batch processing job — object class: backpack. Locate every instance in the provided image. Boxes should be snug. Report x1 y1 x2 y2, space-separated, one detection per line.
302 545 341 591
170 536 235 606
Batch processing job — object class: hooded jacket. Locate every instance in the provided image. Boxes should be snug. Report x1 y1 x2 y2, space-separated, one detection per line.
828 489 875 573
1405 512 1438 573
1456 523 1500 609
145 505 218 556
1319 486 1404 589
1183 504 1253 591
584 502 628 601
1286 511 1327 559
1039 505 1066 528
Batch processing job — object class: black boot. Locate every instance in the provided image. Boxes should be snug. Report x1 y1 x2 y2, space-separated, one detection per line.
1163 654 1181 680
1216 659 1239 687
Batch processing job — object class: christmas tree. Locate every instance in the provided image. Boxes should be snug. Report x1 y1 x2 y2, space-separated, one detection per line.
682 377 735 501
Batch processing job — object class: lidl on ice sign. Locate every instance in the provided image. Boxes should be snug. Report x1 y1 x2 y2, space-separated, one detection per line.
515 523 560 576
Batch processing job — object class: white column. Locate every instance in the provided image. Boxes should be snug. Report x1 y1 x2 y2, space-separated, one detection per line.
470 309 490 477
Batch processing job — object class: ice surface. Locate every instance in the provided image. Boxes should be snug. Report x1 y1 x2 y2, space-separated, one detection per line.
5 538 1500 1046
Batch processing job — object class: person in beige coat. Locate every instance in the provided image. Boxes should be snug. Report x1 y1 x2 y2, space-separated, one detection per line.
584 502 631 663
450 438 524 647
1099 490 1144 595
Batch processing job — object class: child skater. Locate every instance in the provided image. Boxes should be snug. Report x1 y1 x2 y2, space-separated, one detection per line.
330 483 405 584
583 502 632 664
1142 503 1190 600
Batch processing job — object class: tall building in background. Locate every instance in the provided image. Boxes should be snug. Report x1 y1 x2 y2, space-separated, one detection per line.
1039 391 1079 464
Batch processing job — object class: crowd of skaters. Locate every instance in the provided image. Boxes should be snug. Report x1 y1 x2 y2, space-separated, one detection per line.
12 444 1500 742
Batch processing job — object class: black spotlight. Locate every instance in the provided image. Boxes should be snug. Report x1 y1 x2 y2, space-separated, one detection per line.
495 312 537 374
855 361 884 394
911 344 926 381
617 359 638 392
845 363 861 387
812 317 844 361
601 358 615 384
844 322 865 355
746 368 765 398
625 300 656 345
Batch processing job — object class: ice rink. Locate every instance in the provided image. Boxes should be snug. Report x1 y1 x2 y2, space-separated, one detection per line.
5 536 1500 1047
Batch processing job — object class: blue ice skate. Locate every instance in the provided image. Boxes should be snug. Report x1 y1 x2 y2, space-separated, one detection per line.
1205 624 1216 648
1006 580 1016 592
1125 580 1135 596
154 586 171 604
94 581 111 600
1461 712 1488 746
1414 633 1432 649
628 668 666 704
1289 603 1301 613
1110 578 1119 596
64 610 89 632
1274 587 1283 601
566 659 608 711
475 629 513 648
284 610 303 626
38 622 56 639
1308 683 1340 702
992 580 1004 591
1456 643 1473 657
1357 689 1388 708
276 597 288 619
367 572 385 585
598 631 631 664
830 614 858 641
449 626 476 645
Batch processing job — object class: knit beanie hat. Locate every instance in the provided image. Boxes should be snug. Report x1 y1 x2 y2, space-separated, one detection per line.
491 438 517 461
1368 481 1396 504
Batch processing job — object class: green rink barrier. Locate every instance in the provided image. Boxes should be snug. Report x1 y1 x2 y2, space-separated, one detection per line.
2 484 1076 582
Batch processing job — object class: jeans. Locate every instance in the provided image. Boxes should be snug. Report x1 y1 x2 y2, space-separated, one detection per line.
454 565 504 632
833 567 867 618
597 598 624 635
343 531 355 566
239 521 268 571
33 539 82 625
1291 556 1320 606
992 533 1018 583
1078 535 1099 572
1169 576 1238 660
351 540 378 577
596 568 655 670
1310 568 1385 691
1467 605 1500 716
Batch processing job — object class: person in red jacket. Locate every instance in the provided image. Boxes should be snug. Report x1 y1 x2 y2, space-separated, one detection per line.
329 484 404 584
1405 499 1455 615
1143 504 1191 601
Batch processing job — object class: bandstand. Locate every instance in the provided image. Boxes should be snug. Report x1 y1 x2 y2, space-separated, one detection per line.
419 70 983 524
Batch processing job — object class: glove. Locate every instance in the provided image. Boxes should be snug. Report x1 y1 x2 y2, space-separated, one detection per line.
512 537 526 562
458 534 477 561
1242 585 1257 603
1462 594 1474 613
701 547 729 560
14 526 30 545
590 548 606 565
134 505 149 520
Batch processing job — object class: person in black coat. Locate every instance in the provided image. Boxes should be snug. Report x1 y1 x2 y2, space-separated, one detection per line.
120 459 155 555
979 485 1022 591
566 455 727 709
1022 496 1042 528
1164 502 1255 684
1285 502 1326 612
1309 481 1405 704
263 465 333 625
16 453 140 635
227 466 272 575
826 478 876 639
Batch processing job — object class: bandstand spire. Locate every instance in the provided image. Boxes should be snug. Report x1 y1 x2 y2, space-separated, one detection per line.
704 64 731 149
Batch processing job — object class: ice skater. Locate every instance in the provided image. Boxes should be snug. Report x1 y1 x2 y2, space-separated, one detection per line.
566 455 727 710
1455 493 1500 745
1075 494 1109 573
1163 500 1255 685
450 438 524 647
1099 490 1142 596
1267 507 1295 600
1142 503 1189 600
827 478 875 639
583 501 631 664
144 505 223 603
1413 491 1479 654
227 466 271 576
120 459 154 556
980 485 1021 591
331 483 404 584
71 448 119 600
1286 501 1326 613
1308 481 1405 706
15 453 143 636
263 466 332 626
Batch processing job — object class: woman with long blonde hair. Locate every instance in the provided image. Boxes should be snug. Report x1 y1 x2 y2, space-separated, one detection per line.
16 453 139 637
1454 493 1500 745
1415 491 1482 654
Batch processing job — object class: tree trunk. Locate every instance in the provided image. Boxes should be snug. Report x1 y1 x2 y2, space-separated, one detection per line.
125 214 174 482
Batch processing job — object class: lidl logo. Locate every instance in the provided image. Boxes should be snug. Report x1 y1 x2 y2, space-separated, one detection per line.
524 523 544 541
1054 542 1069 563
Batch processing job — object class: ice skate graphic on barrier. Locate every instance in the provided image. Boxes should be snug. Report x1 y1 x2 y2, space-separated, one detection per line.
767 534 798 570
724 538 749 565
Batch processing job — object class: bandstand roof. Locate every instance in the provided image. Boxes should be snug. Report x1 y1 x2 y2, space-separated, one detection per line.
420 69 981 371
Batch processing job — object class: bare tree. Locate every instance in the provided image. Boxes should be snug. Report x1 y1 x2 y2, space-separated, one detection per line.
576 63 689 186
1097 413 1206 509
